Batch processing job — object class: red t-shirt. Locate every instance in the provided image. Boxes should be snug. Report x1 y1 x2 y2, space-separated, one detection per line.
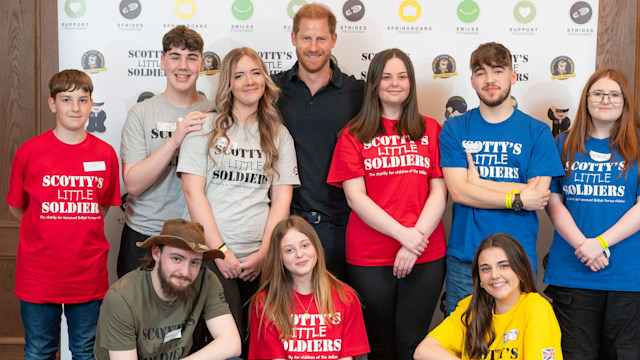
6 130 121 303
327 116 446 266
249 285 370 360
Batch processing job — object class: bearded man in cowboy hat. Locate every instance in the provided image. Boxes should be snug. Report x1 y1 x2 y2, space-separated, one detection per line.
94 218 241 360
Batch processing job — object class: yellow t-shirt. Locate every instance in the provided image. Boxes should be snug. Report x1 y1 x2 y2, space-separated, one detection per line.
429 292 563 360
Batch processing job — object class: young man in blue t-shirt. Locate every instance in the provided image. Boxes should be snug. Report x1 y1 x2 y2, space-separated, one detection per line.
439 42 564 314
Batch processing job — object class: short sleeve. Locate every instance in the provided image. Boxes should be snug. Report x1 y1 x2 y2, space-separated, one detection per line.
326 128 365 187
176 118 212 178
338 288 370 358
120 108 149 164
97 290 137 351
525 124 565 180
202 270 232 320
102 146 122 207
523 297 563 360
426 116 444 178
6 145 28 208
549 135 566 194
248 295 286 360
272 125 301 186
427 296 469 357
439 117 468 169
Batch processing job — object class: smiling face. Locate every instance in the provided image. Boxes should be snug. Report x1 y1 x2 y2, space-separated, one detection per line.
292 17 337 75
471 63 516 108
153 245 202 302
439 58 449 73
281 228 318 284
378 57 411 118
49 89 93 134
478 247 522 314
161 46 203 95
231 55 266 113
587 76 624 127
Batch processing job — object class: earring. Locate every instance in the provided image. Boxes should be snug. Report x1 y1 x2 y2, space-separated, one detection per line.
480 281 484 288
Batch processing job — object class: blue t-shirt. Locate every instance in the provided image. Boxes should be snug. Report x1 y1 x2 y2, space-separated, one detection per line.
544 134 640 291
439 108 564 268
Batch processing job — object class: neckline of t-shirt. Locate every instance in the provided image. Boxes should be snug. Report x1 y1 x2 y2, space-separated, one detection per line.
49 129 90 147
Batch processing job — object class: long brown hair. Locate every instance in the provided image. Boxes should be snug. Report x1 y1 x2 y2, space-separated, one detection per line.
250 216 349 339
562 68 640 178
462 233 537 359
207 47 282 176
345 48 425 143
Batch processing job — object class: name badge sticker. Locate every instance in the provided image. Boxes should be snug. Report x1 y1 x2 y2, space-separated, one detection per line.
157 122 177 132
589 150 611 162
164 328 182 343
463 141 483 153
83 161 106 172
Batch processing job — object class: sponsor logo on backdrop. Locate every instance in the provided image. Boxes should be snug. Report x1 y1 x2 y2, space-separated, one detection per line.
287 0 307 19
175 0 196 20
81 50 107 73
432 55 458 79
457 0 479 23
65 0 87 19
445 96 468 119
343 0 365 22
551 56 577 80
201 52 221 75
399 0 421 22
119 0 141 19
511 54 530 82
232 0 254 21
570 1 592 24
258 51 294 74
567 1 595 36
513 1 536 23
128 49 164 77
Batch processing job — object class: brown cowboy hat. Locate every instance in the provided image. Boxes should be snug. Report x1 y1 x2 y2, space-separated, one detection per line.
136 218 224 261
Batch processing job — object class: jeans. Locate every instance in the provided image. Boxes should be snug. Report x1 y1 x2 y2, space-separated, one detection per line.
21 300 102 360
446 255 536 315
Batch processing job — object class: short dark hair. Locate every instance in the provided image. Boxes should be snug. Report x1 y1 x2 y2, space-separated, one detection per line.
470 42 512 70
48 69 93 98
162 25 204 54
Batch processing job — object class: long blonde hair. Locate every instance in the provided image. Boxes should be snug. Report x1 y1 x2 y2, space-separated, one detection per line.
250 216 350 339
207 47 282 176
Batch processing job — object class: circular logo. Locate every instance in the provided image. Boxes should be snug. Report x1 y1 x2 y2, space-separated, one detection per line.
175 0 197 20
511 96 519 109
550 56 576 80
81 50 106 73
202 51 221 75
432 55 457 79
287 0 307 19
119 0 141 19
330 55 339 67
570 1 592 24
399 0 421 23
232 0 254 21
343 0 365 22
445 96 468 119
457 0 479 23
513 1 536 23
65 0 87 19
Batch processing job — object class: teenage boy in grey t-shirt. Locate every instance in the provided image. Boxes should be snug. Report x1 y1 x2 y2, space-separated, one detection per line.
118 26 213 277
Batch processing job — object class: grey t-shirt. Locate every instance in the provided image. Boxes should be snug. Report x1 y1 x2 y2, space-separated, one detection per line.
178 114 300 259
94 267 229 360
120 94 215 235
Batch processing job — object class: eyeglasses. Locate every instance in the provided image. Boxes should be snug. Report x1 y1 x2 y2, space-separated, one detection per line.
587 91 625 104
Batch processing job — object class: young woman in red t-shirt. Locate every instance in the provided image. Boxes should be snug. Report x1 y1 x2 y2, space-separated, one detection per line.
327 48 447 359
248 215 370 360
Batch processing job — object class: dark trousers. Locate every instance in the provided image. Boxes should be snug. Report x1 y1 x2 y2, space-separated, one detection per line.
348 258 445 360
116 223 150 278
292 210 348 281
545 285 640 360
191 261 259 359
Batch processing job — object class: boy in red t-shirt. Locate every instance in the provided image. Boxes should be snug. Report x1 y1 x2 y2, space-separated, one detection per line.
6 69 121 359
